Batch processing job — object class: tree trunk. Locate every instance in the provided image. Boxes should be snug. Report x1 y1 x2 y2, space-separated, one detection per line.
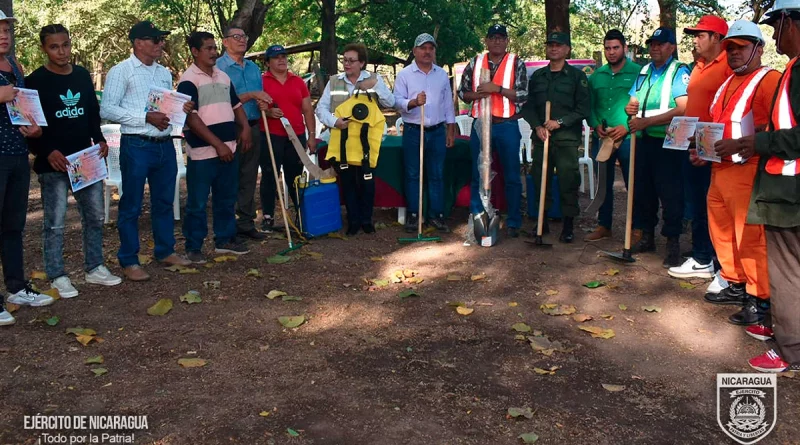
544 0 570 35
320 0 338 82
230 0 271 53
657 0 677 29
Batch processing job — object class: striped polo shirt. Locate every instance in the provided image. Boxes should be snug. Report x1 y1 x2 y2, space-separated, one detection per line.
177 64 241 160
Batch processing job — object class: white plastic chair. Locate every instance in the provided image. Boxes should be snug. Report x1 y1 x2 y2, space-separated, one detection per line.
455 115 473 137
102 124 122 224
173 138 187 220
395 117 404 135
518 118 533 163
578 120 595 199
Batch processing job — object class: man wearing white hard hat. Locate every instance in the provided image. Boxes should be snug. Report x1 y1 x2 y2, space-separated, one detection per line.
689 20 780 334
714 2 800 373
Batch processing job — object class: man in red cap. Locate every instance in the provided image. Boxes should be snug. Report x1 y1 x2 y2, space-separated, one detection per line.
668 16 732 284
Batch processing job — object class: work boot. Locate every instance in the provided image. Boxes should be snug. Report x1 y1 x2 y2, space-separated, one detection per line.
559 217 574 243
729 296 770 326
428 215 450 233
584 226 611 242
705 282 747 305
404 213 418 233
632 230 655 253
662 236 681 268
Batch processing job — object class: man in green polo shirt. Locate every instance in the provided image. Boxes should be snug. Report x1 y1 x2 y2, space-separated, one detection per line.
522 31 591 243
585 29 642 242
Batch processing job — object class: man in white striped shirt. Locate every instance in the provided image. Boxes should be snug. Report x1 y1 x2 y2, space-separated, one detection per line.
100 21 192 282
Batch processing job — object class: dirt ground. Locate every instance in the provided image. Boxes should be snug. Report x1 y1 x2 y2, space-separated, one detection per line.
1 165 798 445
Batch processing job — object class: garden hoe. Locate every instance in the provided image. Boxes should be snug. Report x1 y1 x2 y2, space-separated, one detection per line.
601 131 636 263
526 101 553 249
398 105 441 243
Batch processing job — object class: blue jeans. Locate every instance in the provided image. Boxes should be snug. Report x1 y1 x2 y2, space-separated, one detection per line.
590 137 631 229
0 155 29 295
469 120 522 228
183 154 240 252
402 124 446 216
39 173 105 279
118 136 178 267
684 159 715 264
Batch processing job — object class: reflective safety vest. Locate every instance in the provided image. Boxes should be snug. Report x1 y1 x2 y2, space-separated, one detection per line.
471 52 517 118
634 59 683 138
328 72 377 113
710 66 773 164
326 92 385 172
765 57 800 176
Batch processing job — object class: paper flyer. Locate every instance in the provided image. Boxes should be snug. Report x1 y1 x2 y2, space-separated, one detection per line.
731 111 754 163
695 122 724 163
66 144 108 192
6 88 48 126
663 116 698 150
144 86 191 128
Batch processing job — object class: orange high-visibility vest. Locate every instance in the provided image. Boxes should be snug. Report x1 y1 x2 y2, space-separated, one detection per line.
765 57 800 176
470 52 517 118
710 66 773 163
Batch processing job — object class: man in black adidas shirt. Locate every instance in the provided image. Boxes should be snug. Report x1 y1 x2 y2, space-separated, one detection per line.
26 24 122 299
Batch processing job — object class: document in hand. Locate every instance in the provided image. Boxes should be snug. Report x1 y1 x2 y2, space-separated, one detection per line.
66 144 108 192
6 88 48 126
662 116 698 150
144 87 191 128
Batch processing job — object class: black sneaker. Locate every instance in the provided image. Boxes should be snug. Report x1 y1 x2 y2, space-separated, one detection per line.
186 251 207 264
215 242 250 255
632 230 655 253
260 216 274 233
729 296 769 326
507 227 520 238
662 237 681 268
405 213 418 233
238 228 267 240
559 217 574 243
428 216 450 233
705 282 747 305
362 223 376 234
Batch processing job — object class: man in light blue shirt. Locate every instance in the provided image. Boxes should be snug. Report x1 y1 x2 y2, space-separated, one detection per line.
394 33 457 233
216 26 272 240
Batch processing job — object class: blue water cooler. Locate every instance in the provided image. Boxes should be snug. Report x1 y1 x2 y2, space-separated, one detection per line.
298 179 343 237
526 173 563 219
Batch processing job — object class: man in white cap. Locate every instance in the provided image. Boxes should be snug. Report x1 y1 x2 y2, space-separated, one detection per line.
688 21 779 330
394 33 456 234
715 2 800 373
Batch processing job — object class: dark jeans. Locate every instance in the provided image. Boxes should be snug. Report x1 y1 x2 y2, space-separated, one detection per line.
183 154 240 252
0 155 29 296
236 124 261 232
402 124 446 216
39 173 104 279
469 120 522 228
591 137 631 229
259 132 305 218
339 165 376 226
632 135 684 238
683 159 715 264
117 136 178 267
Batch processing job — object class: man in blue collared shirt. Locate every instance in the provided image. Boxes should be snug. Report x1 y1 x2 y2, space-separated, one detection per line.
216 26 272 240
394 33 457 233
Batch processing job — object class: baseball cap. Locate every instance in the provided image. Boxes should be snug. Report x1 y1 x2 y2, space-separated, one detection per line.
487 24 508 37
0 10 16 23
129 21 170 41
546 31 571 46
684 15 728 36
414 33 437 48
645 27 677 45
265 44 287 59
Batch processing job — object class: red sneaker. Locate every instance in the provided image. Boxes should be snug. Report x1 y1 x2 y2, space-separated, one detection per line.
748 349 789 373
745 325 774 341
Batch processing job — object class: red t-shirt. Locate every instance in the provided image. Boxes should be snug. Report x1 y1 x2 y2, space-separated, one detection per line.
261 71 309 136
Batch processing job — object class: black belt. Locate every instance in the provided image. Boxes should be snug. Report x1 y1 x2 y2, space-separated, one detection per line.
248 119 260 127
404 122 445 131
122 134 171 143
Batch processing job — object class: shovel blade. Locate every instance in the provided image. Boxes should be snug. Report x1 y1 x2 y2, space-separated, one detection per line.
525 235 553 248
601 248 636 263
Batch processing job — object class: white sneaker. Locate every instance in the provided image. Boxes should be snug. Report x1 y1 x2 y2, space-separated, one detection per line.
667 257 714 279
7 287 55 307
52 276 79 299
85 265 122 286
0 306 15 326
706 270 729 294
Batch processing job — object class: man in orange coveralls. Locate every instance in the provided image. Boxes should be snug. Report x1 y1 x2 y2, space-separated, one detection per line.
689 20 780 331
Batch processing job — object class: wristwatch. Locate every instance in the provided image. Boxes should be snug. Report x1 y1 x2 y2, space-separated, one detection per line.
556 118 564 125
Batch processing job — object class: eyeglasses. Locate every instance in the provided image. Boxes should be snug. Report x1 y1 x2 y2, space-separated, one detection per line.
340 57 360 65
226 34 248 42
141 36 165 44
487 35 507 42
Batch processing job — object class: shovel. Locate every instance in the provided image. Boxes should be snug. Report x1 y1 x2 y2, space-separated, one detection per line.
601 132 636 263
526 101 553 248
472 68 500 246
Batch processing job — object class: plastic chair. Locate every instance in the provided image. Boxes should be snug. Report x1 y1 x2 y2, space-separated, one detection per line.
173 138 187 220
395 117 404 135
455 115 473 137
578 120 595 199
518 118 533 163
102 124 122 224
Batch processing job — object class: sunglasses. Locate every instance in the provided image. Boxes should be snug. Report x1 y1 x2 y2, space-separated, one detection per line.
141 36 166 44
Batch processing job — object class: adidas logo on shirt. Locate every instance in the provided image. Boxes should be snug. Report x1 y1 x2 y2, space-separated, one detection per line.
55 89 84 118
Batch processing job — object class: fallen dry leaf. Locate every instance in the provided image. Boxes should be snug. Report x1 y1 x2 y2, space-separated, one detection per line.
678 281 696 289
604 268 620 276
572 314 593 323
512 322 532 333
641 305 662 313
177 358 207 368
618 304 627 311
369 257 384 262
147 299 173 316
578 325 615 339
545 289 559 296
278 315 305 328
446 274 461 281
508 302 518 307
507 407 534 419
470 273 486 281
266 290 287 300
602 383 626 392
456 306 474 316
213 255 238 263
540 303 577 316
